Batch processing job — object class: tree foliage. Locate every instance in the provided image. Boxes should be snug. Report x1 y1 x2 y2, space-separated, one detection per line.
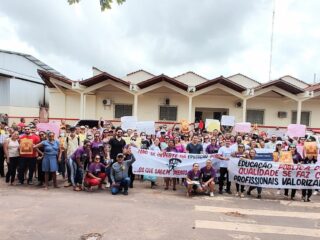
68 0 126 11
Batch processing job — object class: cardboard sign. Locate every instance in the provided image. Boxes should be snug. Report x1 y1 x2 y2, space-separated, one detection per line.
136 121 155 135
304 142 318 159
37 123 60 137
221 115 235 126
205 119 220 132
279 151 293 164
20 138 33 155
234 122 251 133
181 119 189 133
121 116 137 130
287 124 306 138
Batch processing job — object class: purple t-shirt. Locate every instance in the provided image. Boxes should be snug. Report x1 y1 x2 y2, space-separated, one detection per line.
206 144 219 154
71 146 85 161
200 166 216 181
165 147 178 153
88 162 104 176
187 170 201 181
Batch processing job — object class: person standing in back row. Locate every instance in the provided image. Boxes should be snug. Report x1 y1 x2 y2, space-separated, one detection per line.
109 127 126 161
186 135 203 154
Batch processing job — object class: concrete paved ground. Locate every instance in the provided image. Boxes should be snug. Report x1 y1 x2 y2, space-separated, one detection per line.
0 178 319 240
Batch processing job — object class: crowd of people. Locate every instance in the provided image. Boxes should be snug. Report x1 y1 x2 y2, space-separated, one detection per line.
0 117 319 202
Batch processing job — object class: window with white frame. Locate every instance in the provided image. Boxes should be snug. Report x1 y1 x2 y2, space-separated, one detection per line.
291 111 310 126
159 106 177 121
114 104 133 119
246 109 264 125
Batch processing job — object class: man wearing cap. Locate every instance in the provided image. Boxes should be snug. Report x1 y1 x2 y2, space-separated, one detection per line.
110 152 136 195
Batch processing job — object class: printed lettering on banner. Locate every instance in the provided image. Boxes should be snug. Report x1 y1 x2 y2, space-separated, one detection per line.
228 158 320 189
234 122 251 133
221 115 235 126
205 119 220 132
287 124 306 138
37 123 60 138
136 121 155 135
121 116 137 130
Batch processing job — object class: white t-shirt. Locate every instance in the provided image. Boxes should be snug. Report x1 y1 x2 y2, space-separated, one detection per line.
218 146 232 168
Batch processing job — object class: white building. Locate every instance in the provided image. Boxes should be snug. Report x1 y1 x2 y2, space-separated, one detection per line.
38 67 320 129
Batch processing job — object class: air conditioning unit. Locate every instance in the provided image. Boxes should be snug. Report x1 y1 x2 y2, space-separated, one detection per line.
188 86 196 93
277 111 287 118
102 99 112 106
72 82 82 90
235 101 242 108
130 84 138 92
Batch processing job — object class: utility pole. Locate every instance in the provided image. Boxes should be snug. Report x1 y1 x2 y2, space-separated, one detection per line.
268 0 276 82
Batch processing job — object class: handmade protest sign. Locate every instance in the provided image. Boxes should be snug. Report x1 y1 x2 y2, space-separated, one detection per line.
287 124 306 138
121 116 137 130
221 115 235 126
20 138 33 155
205 119 220 132
228 158 320 189
136 121 155 135
37 123 60 137
234 122 251 133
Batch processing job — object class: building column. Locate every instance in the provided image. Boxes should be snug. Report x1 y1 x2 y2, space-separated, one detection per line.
83 94 87 119
80 92 84 119
297 100 302 124
188 96 193 122
242 98 247 122
133 94 138 118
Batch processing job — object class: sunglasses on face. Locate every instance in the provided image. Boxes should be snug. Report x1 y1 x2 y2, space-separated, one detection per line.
95 157 100 160
131 139 136 141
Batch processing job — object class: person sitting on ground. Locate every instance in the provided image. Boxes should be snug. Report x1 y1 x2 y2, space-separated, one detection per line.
200 160 216 197
110 153 136 195
84 154 107 191
185 163 203 197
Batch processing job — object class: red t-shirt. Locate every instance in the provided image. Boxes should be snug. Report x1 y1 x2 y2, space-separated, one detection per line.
20 134 40 158
18 122 26 128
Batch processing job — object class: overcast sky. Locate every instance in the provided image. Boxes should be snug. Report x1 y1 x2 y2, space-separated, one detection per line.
0 0 319 83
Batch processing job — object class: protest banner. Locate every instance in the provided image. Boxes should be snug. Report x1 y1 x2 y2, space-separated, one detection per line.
221 115 235 126
136 121 155 135
20 138 33 155
287 124 306 138
228 158 320 189
121 116 137 130
234 122 251 133
131 147 221 178
205 119 220 132
37 123 60 137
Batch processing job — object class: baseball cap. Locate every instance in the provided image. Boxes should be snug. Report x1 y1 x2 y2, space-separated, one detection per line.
117 153 124 158
276 141 282 145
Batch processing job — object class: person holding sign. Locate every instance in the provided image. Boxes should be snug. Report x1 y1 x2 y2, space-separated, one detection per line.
246 149 263 199
18 126 40 185
186 163 203 197
284 144 302 200
34 132 60 190
231 144 247 197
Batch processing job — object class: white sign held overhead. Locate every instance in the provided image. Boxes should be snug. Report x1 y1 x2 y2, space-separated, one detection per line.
221 115 235 126
136 121 155 135
121 116 137 130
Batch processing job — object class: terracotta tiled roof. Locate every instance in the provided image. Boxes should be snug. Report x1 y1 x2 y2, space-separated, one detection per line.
195 75 246 92
174 71 209 81
254 78 305 94
137 74 188 91
227 73 261 85
126 69 155 77
305 83 320 92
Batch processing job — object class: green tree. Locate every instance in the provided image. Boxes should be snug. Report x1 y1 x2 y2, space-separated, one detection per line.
68 0 126 11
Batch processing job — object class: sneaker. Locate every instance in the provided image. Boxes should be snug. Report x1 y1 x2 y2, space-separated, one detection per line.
235 192 240 197
276 190 281 195
210 192 214 197
306 198 311 202
313 191 318 196
226 191 232 195
27 181 34 185
105 182 111 188
246 191 251 196
240 193 245 198
257 195 261 199
123 190 128 195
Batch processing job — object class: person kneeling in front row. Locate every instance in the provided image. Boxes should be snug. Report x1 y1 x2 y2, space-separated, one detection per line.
110 153 136 195
185 163 203 197
200 160 216 197
84 154 107 191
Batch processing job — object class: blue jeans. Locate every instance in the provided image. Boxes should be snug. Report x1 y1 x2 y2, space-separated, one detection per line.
111 177 131 195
